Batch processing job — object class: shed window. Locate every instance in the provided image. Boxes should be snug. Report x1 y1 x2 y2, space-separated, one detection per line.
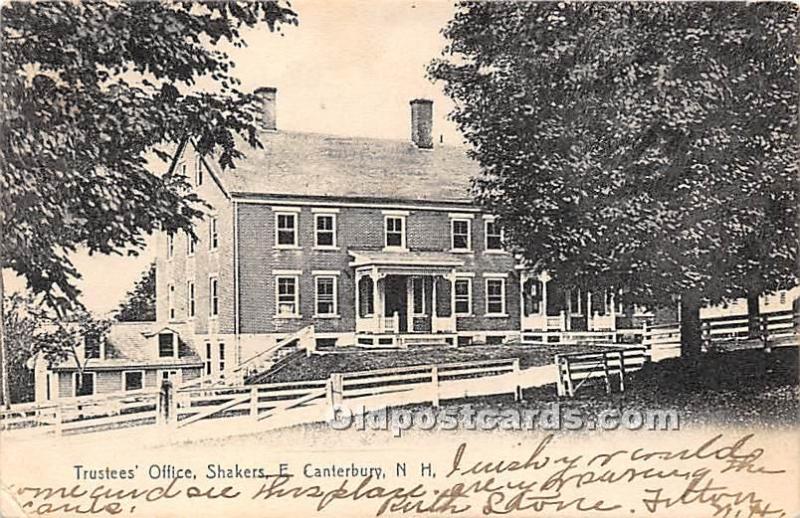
159 333 176 357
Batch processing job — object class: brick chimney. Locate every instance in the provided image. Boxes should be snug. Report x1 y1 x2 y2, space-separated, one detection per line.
410 99 433 149
254 87 277 131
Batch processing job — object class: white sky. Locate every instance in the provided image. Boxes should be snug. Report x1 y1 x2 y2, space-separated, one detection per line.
5 0 462 316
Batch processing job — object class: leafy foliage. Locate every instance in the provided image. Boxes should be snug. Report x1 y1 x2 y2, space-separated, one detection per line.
429 3 798 314
114 262 156 322
3 293 110 403
1 1 297 310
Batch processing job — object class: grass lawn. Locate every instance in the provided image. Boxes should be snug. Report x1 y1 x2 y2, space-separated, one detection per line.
429 346 799 427
256 343 611 383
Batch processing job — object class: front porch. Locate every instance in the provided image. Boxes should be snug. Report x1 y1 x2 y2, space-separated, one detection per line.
519 271 648 341
350 250 462 346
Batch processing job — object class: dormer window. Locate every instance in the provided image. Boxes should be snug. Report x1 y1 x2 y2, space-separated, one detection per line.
84 332 102 360
158 332 177 358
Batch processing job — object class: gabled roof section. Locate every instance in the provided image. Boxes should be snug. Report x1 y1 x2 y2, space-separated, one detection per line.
221 131 479 203
49 322 201 371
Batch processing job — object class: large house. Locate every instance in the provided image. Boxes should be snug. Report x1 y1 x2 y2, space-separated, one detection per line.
153 88 660 379
30 89 796 401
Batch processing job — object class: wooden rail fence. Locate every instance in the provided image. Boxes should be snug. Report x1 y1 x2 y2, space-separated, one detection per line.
555 347 647 397
2 357 524 437
643 309 798 360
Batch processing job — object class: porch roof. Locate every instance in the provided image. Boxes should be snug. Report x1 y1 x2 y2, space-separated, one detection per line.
349 250 464 274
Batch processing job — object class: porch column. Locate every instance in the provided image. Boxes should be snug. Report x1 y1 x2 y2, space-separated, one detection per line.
355 271 362 319
519 272 528 318
446 271 457 333
355 270 365 332
539 271 550 316
431 275 438 333
587 291 593 331
370 269 383 332
405 278 412 333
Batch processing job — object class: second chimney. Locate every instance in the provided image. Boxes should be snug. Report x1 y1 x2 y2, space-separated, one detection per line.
254 86 277 131
410 99 433 149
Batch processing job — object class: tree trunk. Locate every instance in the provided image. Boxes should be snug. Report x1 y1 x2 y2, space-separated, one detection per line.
746 291 760 339
0 269 10 409
680 291 703 359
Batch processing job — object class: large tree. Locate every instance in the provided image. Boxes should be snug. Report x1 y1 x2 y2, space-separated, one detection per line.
430 2 798 355
114 262 156 322
0 1 297 406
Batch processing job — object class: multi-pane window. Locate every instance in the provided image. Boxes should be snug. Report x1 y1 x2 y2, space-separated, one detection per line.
158 333 175 357
209 276 219 317
187 281 195 318
454 279 472 315
315 214 336 247
385 216 405 248
205 343 212 376
485 220 503 250
209 217 219 250
412 277 425 315
123 371 144 391
276 276 299 316
315 276 337 316
74 372 95 397
168 284 175 320
451 219 471 250
358 276 374 316
84 333 101 360
276 213 297 246
195 154 203 186
486 278 506 315
167 233 174 259
218 343 226 373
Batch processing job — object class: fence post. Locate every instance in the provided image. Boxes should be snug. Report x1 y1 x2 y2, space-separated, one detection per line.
554 355 565 397
250 386 259 419
564 357 574 397
430 366 440 407
617 351 626 392
54 403 63 437
601 353 611 394
158 379 173 427
701 321 712 351
329 373 343 408
761 315 772 353
642 322 651 361
512 358 522 402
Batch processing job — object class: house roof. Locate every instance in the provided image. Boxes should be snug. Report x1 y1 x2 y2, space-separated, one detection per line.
50 322 202 371
218 131 480 203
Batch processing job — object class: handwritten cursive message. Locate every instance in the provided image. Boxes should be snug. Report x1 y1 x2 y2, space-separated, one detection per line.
4 433 792 517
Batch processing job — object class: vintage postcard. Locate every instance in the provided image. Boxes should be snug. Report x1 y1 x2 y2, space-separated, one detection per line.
1 1 798 517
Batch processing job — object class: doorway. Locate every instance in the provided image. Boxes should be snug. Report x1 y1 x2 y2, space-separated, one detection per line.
384 276 408 332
